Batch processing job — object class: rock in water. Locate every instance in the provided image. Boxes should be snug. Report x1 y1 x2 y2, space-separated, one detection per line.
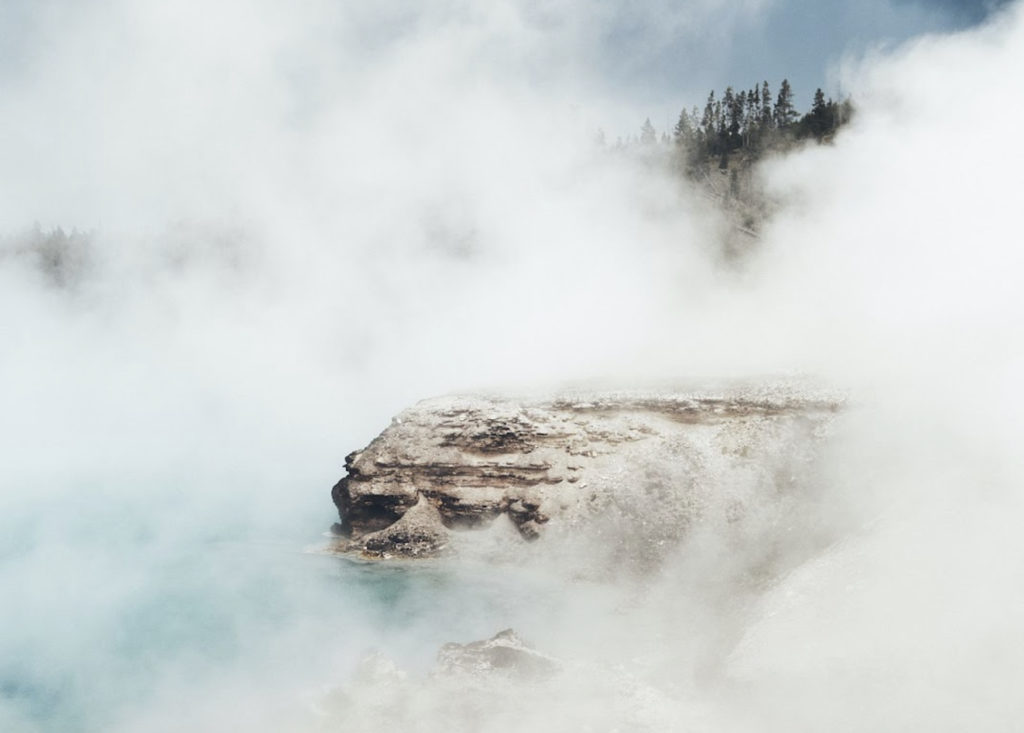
360 494 449 558
330 384 840 560
436 629 559 679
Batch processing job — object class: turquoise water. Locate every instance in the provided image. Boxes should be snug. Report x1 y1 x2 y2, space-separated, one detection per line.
0 490 562 733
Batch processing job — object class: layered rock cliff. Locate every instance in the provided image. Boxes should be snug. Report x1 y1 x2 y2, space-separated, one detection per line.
330 384 840 560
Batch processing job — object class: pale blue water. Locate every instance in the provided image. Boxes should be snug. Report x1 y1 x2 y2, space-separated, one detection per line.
0 491 558 733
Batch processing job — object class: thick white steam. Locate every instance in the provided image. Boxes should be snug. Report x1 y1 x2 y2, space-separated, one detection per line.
1 0 1023 731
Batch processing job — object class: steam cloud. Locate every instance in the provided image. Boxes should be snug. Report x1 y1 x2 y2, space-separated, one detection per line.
2 0 1024 731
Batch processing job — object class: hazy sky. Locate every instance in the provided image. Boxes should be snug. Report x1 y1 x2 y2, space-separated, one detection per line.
0 0 1010 135
591 0 1012 126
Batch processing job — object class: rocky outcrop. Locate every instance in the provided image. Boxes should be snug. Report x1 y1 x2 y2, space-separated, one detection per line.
317 627 686 732
330 383 840 559
359 494 448 558
320 630 566 731
436 629 559 679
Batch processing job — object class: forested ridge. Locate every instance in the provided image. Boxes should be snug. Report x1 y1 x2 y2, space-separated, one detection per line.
610 79 851 165
605 79 853 242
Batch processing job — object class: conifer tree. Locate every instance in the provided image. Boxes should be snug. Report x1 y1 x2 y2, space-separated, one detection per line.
810 88 830 138
728 89 745 149
701 91 716 140
796 88 833 140
760 81 773 127
812 87 827 116
744 87 759 146
714 100 724 150
640 118 657 145
673 108 694 147
774 79 797 128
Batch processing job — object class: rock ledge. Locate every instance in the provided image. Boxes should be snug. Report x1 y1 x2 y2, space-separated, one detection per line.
330 384 840 559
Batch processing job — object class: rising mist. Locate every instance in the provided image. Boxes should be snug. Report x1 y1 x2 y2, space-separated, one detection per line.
2 0 1023 731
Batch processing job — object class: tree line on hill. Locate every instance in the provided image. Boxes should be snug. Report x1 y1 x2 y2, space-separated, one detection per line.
614 79 853 178
602 80 854 241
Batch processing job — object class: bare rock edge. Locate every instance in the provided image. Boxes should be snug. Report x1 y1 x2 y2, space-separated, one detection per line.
329 383 841 559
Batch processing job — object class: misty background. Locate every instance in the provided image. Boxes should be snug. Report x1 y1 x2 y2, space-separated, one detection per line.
2 0 1023 731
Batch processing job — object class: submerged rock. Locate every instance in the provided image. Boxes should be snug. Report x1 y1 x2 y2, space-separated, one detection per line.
317 629 691 732
435 629 559 679
330 383 840 560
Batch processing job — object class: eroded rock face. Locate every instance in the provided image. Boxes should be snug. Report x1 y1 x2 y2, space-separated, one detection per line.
330 384 840 559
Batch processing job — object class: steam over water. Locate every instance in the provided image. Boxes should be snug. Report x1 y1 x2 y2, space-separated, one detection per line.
3 1 1024 731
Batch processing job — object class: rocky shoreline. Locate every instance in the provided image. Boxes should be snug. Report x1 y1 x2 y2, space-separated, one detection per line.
329 384 841 560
